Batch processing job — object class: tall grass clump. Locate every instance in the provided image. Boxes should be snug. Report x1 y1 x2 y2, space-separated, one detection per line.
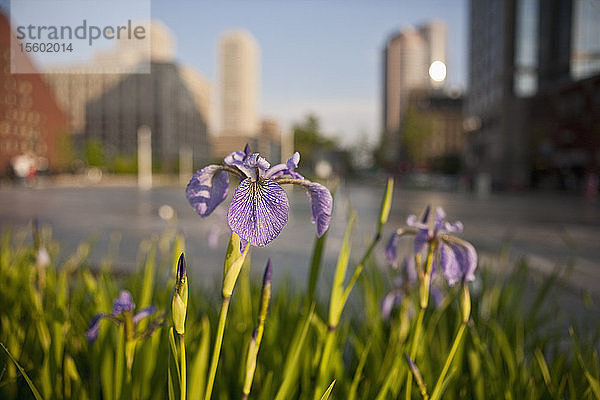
1 146 599 399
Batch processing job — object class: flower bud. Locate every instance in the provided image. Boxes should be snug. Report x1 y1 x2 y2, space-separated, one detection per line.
258 259 272 324
172 253 188 335
461 284 471 323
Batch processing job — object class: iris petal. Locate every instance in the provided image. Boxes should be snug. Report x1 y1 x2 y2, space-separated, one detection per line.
228 179 290 247
286 152 300 170
440 241 477 286
304 182 333 237
461 240 478 282
85 313 105 343
440 242 461 286
186 165 229 217
132 306 158 325
385 232 400 267
113 290 135 315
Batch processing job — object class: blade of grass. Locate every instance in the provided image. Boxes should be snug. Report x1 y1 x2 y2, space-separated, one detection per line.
274 305 315 400
348 340 371 400
0 342 43 400
319 379 336 400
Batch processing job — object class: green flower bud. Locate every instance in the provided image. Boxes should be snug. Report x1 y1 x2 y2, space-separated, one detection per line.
172 253 188 335
461 284 471 323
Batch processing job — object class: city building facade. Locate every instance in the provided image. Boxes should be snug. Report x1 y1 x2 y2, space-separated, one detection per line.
0 13 68 177
85 62 211 170
381 21 448 168
465 0 600 192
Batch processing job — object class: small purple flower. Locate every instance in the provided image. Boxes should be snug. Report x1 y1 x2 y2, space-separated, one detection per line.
186 145 333 248
85 290 158 343
386 206 477 286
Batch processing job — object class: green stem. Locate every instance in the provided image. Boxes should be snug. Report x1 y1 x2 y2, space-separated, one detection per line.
430 322 467 400
180 334 186 400
406 242 435 400
405 308 424 400
204 296 231 400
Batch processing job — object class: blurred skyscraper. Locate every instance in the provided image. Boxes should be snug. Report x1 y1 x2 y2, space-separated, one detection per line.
465 0 600 192
212 29 280 162
218 30 258 138
381 21 448 167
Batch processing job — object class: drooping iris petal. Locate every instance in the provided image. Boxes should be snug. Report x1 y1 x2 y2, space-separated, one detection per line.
113 290 135 315
186 165 229 217
385 232 400 267
440 242 461 286
440 241 477 286
132 306 158 325
85 313 105 342
304 182 333 237
461 240 478 282
228 179 290 247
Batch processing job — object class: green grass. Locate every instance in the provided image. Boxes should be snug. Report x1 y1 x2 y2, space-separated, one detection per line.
1 196 599 399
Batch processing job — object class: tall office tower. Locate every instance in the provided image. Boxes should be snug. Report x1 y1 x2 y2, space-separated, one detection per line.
465 0 600 192
218 30 259 138
381 21 448 166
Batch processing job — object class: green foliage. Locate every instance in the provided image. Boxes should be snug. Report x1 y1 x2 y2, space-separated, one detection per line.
112 155 137 174
53 131 76 173
0 191 599 399
402 104 433 165
293 114 338 171
85 139 105 167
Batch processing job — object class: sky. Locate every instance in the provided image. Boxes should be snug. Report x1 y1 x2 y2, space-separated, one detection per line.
3 0 468 147
152 1 468 146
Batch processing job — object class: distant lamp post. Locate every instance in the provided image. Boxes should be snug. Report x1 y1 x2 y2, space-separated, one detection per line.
138 125 152 190
429 60 447 83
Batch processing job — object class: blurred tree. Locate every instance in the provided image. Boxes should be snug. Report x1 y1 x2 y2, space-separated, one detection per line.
54 130 75 172
401 104 432 167
293 114 338 171
85 139 105 167
113 154 137 174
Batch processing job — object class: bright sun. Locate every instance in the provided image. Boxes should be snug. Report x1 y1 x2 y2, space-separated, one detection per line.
429 60 447 82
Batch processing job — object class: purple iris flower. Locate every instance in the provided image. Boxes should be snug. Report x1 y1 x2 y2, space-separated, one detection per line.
386 206 477 286
85 290 158 343
186 144 333 249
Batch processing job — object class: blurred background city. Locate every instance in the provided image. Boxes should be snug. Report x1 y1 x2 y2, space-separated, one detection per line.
0 1 599 290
